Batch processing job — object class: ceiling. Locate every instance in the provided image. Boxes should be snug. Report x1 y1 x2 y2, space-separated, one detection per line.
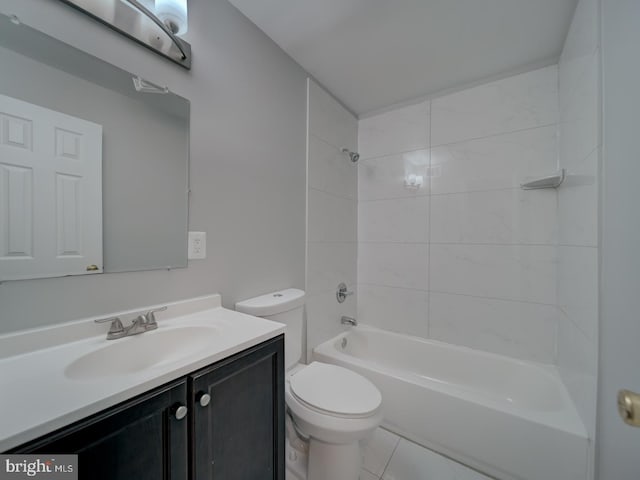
228 0 578 116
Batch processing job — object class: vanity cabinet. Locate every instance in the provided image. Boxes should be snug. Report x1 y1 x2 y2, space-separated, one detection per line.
12 380 189 479
191 335 285 479
10 335 284 480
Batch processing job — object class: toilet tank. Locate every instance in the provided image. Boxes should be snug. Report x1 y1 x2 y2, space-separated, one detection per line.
235 289 305 370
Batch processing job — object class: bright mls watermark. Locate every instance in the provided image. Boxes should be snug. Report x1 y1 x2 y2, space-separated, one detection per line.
0 455 77 479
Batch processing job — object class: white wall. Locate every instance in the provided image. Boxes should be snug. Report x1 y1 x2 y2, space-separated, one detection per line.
556 0 601 474
357 66 560 364
305 79 358 357
0 0 308 332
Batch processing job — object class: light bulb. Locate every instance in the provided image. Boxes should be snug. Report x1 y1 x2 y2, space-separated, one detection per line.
155 0 188 35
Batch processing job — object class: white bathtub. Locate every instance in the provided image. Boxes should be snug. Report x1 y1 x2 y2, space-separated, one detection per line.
314 325 589 480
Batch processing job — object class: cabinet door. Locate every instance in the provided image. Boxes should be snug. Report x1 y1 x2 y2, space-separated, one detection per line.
191 336 284 480
12 380 188 480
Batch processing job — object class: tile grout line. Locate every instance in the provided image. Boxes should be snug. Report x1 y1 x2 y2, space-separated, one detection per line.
379 435 402 480
427 100 433 339
358 122 558 162
429 122 559 149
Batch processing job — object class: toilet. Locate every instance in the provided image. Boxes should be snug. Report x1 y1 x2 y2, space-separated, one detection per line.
236 288 383 480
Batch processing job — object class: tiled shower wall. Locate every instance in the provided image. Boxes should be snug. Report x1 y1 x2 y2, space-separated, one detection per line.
357 66 561 364
556 0 600 466
306 79 358 358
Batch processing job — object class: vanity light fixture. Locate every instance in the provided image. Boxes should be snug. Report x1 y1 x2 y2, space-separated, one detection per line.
156 0 188 35
58 0 192 69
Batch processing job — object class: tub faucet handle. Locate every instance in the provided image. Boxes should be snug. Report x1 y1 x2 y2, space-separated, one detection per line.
336 283 354 303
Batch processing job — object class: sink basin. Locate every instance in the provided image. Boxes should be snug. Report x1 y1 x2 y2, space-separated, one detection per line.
65 326 217 380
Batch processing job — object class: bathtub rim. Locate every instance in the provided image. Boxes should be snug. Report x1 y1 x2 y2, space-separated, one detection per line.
313 324 588 439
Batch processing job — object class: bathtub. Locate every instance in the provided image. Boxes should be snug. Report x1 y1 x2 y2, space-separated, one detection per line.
313 325 589 480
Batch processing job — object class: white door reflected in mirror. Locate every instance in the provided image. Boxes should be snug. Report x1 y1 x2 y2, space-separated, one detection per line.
0 94 102 281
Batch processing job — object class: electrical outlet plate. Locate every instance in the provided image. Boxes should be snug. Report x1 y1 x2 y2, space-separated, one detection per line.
188 231 206 259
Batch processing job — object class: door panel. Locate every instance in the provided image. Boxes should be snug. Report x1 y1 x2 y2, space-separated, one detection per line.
191 336 285 480
0 94 102 280
599 0 640 477
11 381 189 480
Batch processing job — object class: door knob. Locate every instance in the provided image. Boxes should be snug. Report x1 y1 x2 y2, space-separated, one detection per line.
617 389 640 427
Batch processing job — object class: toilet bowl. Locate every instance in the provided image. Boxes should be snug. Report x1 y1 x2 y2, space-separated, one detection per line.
236 289 383 480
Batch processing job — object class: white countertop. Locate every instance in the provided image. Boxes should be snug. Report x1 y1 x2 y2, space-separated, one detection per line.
0 294 285 451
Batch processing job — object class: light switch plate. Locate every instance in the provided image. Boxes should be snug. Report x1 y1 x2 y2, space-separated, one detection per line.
188 231 206 259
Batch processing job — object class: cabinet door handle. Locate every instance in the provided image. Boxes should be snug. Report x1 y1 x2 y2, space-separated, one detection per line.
171 404 188 420
196 391 211 407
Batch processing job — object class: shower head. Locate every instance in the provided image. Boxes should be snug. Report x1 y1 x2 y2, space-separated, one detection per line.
341 148 360 163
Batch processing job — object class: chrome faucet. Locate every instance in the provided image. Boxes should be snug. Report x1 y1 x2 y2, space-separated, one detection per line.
95 306 167 340
341 316 357 327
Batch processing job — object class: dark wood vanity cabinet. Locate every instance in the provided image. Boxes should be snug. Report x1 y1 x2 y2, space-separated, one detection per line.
13 380 190 480
191 335 285 480
10 335 284 480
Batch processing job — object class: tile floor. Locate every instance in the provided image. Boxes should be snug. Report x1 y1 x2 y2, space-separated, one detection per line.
361 427 494 480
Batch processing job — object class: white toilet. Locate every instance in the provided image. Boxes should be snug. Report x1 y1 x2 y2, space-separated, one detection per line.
236 288 383 480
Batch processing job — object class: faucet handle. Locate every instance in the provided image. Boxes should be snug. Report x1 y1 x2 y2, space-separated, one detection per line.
145 306 167 330
94 317 125 336
336 283 354 303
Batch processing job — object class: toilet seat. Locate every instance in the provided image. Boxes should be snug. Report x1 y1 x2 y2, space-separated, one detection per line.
289 362 381 418
285 361 383 446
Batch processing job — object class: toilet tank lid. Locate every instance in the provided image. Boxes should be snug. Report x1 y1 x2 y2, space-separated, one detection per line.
235 288 305 316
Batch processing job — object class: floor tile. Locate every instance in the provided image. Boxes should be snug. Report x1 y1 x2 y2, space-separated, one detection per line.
381 439 493 480
360 469 381 480
363 427 401 476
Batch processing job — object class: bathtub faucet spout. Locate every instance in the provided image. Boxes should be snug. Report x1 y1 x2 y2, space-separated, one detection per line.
341 316 357 327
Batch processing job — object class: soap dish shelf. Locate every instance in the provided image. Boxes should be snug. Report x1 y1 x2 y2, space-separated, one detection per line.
520 169 565 190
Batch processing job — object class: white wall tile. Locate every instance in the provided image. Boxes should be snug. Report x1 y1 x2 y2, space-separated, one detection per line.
308 134 357 200
558 150 599 247
358 101 429 159
306 287 356 356
429 292 558 363
430 188 558 245
308 79 357 150
557 311 598 439
557 246 598 340
308 188 357 243
431 66 559 146
356 66 566 365
430 244 557 304
358 284 428 338
358 150 430 201
430 126 558 195
358 197 429 243
559 0 599 113
358 243 428 291
307 242 357 296
307 78 357 355
363 428 400 477
556 0 600 458
559 52 600 168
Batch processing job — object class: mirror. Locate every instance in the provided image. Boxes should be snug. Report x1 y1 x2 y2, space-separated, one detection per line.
0 13 189 280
